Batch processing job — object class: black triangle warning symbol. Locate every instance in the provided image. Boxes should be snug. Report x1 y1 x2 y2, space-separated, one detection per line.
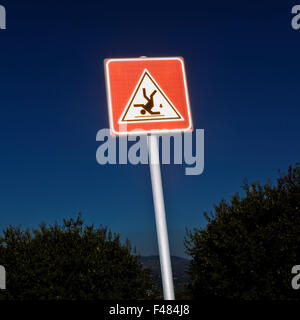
119 69 184 123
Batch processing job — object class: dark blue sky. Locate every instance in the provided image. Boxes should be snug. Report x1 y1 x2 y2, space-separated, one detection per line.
0 0 299 257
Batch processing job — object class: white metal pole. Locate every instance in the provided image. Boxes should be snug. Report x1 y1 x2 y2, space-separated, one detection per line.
147 134 175 300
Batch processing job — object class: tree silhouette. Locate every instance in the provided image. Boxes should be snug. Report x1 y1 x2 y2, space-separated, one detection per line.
185 164 300 300
0 215 158 300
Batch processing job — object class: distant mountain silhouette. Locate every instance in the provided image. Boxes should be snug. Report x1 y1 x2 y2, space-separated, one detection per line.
139 255 191 289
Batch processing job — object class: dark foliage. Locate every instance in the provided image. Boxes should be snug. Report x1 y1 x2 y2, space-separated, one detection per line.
0 215 158 300
185 164 300 300
139 255 191 299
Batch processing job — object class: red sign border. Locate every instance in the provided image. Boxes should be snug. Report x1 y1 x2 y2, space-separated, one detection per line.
104 57 193 136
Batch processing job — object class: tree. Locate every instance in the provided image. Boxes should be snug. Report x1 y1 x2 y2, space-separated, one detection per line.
185 164 300 300
0 215 158 300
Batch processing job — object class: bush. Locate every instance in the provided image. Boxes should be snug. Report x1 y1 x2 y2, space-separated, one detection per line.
0 215 158 300
185 164 300 300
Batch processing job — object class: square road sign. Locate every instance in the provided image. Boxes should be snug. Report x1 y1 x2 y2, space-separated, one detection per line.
104 57 193 135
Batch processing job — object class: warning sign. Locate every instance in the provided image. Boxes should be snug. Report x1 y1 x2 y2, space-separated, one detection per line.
119 70 183 123
104 57 193 135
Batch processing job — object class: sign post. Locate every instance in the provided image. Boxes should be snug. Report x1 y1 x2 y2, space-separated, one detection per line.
147 133 175 300
104 56 192 299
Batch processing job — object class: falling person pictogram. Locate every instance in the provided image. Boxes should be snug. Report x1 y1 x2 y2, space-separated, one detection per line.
134 88 162 115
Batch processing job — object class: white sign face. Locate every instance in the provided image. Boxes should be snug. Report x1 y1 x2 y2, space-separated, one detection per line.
119 70 183 124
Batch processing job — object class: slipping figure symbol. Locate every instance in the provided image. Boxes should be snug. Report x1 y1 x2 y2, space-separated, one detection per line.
134 88 161 115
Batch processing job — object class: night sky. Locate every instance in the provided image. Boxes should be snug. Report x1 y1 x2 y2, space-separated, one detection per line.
0 0 299 257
